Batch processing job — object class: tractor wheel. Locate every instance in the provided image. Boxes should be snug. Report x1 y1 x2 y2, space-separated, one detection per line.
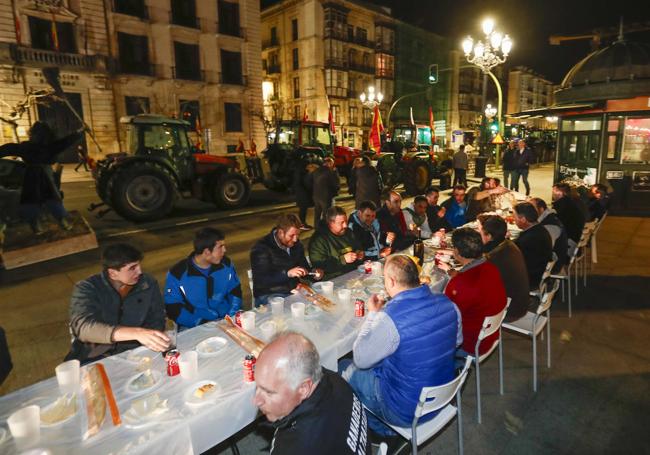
107 162 177 222
94 167 113 204
377 154 399 189
212 172 251 209
403 158 431 196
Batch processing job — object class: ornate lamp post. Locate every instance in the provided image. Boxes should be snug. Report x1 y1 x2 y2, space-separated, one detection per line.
359 86 383 109
462 18 512 165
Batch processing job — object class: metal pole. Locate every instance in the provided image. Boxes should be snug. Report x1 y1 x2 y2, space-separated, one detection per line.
486 70 503 167
386 90 428 129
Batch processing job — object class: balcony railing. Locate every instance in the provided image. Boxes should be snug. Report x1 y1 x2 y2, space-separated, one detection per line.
170 13 200 29
218 24 245 38
115 60 155 77
348 62 374 74
9 45 107 71
262 38 279 49
266 64 281 74
325 57 348 69
375 41 394 54
375 69 394 79
172 66 204 81
219 72 247 86
324 28 348 41
353 36 373 48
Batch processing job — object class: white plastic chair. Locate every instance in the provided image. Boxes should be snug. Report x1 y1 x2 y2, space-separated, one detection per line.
373 357 473 455
530 255 557 302
470 298 510 424
573 221 597 293
246 269 254 307
502 280 560 392
589 212 607 264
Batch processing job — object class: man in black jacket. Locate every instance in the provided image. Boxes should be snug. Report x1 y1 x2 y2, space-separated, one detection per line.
311 157 340 227
425 186 449 232
552 183 586 250
513 202 553 290
530 197 569 272
502 141 516 189
511 140 535 195
250 214 323 306
376 190 413 251
351 156 382 209
254 332 370 455
348 200 393 260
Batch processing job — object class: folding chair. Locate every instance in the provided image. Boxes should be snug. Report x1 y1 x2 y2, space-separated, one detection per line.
502 280 560 392
470 298 510 424
373 357 473 455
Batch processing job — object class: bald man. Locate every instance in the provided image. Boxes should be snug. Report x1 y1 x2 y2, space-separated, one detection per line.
254 332 370 455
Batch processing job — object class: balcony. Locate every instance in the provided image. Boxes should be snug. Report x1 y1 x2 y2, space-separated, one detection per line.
348 62 374 74
352 36 374 49
375 69 394 79
325 57 348 70
218 24 245 38
266 64 281 74
375 41 394 54
8 44 108 72
112 0 149 19
326 87 348 98
172 66 204 82
347 89 358 99
114 60 155 77
262 38 279 49
219 72 247 86
324 28 347 41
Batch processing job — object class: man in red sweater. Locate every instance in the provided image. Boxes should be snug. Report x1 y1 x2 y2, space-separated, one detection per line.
441 227 507 359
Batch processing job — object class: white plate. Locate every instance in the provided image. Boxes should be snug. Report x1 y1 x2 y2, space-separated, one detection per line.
40 393 78 427
184 380 222 407
122 394 169 429
125 369 163 394
304 304 322 319
0 427 6 444
366 285 385 295
362 277 382 288
195 337 228 357
125 346 156 364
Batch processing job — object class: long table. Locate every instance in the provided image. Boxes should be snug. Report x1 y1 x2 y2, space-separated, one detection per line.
0 268 385 455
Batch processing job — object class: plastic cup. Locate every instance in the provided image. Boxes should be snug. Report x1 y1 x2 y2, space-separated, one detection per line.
132 393 161 417
241 311 256 331
291 302 305 321
431 236 441 248
337 288 352 306
178 351 199 380
55 359 80 394
7 405 40 441
371 262 382 276
270 297 285 317
319 281 334 296
260 320 277 341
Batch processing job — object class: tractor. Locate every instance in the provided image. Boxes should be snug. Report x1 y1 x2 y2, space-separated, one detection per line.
92 115 251 222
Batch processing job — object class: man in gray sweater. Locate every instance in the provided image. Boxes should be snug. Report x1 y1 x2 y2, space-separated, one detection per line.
66 243 169 364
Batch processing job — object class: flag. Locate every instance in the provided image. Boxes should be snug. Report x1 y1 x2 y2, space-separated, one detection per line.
302 106 308 122
369 105 384 153
236 138 245 154
250 138 257 154
409 107 415 126
15 16 21 45
51 13 59 51
429 107 435 144
328 108 336 134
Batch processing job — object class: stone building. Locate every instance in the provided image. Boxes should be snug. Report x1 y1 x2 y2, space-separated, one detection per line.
507 66 556 130
0 0 265 160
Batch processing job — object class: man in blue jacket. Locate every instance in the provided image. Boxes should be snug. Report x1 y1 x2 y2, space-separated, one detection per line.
339 255 459 436
164 227 242 329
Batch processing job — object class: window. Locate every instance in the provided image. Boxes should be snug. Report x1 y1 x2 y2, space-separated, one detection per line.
330 105 339 124
294 105 301 120
270 26 278 45
356 27 367 45
349 106 358 125
621 117 650 164
605 117 622 161
125 96 149 116
218 0 241 36
114 0 147 18
180 100 200 130
29 16 76 53
117 33 150 75
324 39 345 67
347 25 354 41
293 77 300 98
324 8 346 40
174 42 201 80
221 50 243 85
325 69 348 97
292 48 299 70
362 108 372 126
291 19 298 41
224 103 242 132
171 0 198 29
375 53 394 78
561 118 601 132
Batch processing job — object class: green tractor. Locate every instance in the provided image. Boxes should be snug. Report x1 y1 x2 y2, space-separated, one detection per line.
92 115 251 222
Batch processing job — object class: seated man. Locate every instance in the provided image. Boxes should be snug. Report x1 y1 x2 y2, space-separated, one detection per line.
67 243 169 364
255 332 370 455
165 228 242 329
339 255 458 435
552 183 586 250
530 197 569 272
402 195 432 238
309 206 364 279
477 215 530 322
442 228 507 358
425 186 449 232
441 185 468 228
250 214 323 307
513 202 553 290
376 190 413 251
587 183 610 221
348 201 393 261
465 177 509 221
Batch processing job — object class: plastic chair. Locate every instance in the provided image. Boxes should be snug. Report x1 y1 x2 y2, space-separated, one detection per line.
502 280 560 392
573 221 597 292
373 357 473 455
247 269 254 307
589 212 607 264
530 255 557 301
470 298 510 424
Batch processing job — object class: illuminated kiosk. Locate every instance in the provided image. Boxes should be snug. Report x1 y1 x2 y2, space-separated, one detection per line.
512 36 650 215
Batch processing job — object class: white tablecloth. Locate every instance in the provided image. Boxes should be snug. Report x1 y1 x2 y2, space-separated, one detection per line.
0 269 376 455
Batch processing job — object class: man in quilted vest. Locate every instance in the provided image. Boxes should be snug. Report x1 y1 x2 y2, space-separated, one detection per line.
339 255 459 436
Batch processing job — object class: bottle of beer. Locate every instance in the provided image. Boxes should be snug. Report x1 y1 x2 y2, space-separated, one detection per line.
413 227 424 266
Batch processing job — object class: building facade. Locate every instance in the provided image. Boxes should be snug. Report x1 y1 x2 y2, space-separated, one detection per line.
507 66 556 130
0 0 265 160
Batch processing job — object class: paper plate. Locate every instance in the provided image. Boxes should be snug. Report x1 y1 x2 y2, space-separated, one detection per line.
125 369 163 394
122 394 169 429
195 337 228 357
40 393 79 427
125 346 156 364
184 380 222 407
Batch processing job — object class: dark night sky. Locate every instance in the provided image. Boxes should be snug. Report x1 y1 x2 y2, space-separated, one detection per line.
262 0 650 83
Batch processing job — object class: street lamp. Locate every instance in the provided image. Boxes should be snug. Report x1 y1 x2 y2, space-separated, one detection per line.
462 17 512 165
359 86 383 109
484 104 497 120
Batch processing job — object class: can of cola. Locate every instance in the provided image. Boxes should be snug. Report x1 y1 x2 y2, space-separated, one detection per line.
364 260 372 274
235 311 242 327
243 355 256 382
355 298 365 317
165 349 180 376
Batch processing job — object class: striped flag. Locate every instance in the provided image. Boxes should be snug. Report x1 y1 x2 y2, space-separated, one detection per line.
429 107 435 143
51 13 59 51
369 105 384 153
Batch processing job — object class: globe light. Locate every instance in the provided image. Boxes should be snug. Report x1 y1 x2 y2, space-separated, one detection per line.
377 92 384 103
368 92 375 102
359 86 383 109
482 18 495 36
474 41 485 58
502 35 513 55
359 92 366 103
462 36 474 55
490 32 503 49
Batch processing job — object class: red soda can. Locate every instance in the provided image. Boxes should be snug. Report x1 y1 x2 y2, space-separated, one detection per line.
235 311 242 327
355 298 365 317
165 349 180 376
243 355 256 382
364 260 372 274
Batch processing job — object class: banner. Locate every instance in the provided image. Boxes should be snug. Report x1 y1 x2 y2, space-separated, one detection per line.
369 105 384 153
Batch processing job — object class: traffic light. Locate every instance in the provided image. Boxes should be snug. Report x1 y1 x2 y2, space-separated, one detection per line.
428 64 438 84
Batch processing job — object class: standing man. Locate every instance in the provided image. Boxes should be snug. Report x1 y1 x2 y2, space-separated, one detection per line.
250 214 323 307
425 186 449 232
511 139 534 195
352 156 382 209
502 141 517 189
67 243 169 364
348 200 393 261
311 157 340 227
254 332 370 455
339 255 458 436
441 185 468 228
308 206 364 279
513 202 553 290
164 227 242 330
452 145 468 187
376 190 413 250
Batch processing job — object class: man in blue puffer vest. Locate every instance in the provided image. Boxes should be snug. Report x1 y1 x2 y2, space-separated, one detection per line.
339 255 459 436
164 227 242 329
